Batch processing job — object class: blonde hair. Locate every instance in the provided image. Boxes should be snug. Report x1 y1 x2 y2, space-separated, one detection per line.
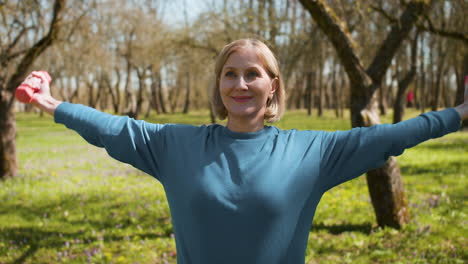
210 39 285 123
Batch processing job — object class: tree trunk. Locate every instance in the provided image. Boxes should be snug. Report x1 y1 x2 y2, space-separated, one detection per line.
157 69 167 114
0 93 17 178
338 67 345 118
378 82 388 116
393 31 419 124
86 80 96 108
134 67 147 120
294 79 303 110
299 0 428 228
416 34 427 113
318 57 324 117
429 36 437 111
150 69 161 114
393 69 416 123
305 71 313 116
442 70 451 108
356 95 411 229
98 77 107 111
0 0 65 179
103 69 120 114
183 71 190 114
455 53 468 129
209 102 216 124
366 156 410 228
432 38 447 111
122 59 135 116
58 76 68 101
70 76 80 103
331 62 340 118
267 0 277 46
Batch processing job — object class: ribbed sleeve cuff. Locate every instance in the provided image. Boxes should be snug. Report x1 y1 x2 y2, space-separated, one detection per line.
54 102 73 125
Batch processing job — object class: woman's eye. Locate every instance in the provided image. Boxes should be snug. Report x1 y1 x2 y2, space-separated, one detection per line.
225 71 236 77
246 71 259 79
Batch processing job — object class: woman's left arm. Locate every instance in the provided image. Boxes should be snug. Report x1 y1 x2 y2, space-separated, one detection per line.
319 82 467 191
319 107 462 191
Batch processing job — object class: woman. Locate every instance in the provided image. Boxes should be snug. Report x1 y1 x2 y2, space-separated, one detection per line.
22 39 467 264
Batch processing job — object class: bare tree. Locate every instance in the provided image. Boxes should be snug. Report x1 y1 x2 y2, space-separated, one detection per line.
0 0 66 179
372 0 467 123
299 0 430 228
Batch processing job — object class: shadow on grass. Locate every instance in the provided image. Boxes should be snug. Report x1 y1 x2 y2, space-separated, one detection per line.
0 193 173 264
400 159 466 176
5 227 81 264
3 226 171 264
416 140 468 152
311 222 373 235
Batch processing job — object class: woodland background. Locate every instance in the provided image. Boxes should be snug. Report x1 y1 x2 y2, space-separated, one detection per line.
0 0 467 263
5 0 467 119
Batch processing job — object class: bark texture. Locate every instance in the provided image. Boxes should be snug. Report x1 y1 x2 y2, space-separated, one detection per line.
0 0 65 179
299 0 429 228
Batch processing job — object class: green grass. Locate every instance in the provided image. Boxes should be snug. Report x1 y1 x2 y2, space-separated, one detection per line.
0 109 466 263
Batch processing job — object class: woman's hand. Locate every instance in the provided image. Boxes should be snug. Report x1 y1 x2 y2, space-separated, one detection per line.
16 71 62 115
454 77 468 121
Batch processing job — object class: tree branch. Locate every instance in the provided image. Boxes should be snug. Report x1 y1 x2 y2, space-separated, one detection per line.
420 14 468 44
372 3 468 44
6 0 66 93
176 37 219 56
298 0 372 95
0 25 33 64
65 8 91 42
370 4 398 24
366 0 429 87
2 49 28 65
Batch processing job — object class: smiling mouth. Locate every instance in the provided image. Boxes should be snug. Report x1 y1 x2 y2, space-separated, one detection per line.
232 96 253 102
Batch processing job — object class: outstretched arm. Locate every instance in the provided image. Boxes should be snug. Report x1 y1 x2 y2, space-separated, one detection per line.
16 72 166 181
319 76 467 190
32 93 62 115
319 108 461 191
319 82 468 191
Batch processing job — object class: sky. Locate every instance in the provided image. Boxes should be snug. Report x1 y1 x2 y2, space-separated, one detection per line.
164 0 214 26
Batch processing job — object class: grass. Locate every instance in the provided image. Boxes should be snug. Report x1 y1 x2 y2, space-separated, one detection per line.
0 109 466 263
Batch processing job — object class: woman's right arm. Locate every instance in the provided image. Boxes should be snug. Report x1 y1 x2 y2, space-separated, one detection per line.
52 103 167 180
23 74 166 181
32 93 62 115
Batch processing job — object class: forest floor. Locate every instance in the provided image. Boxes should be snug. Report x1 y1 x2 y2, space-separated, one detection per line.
1 109 466 263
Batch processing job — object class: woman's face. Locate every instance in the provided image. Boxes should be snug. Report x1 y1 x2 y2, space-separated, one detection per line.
219 48 277 122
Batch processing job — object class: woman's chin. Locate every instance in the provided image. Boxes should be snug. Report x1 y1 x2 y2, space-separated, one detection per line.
227 109 264 120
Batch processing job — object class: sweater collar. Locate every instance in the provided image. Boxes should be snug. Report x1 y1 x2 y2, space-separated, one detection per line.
222 125 274 140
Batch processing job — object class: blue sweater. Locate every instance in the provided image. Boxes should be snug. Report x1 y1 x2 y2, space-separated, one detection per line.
54 103 460 263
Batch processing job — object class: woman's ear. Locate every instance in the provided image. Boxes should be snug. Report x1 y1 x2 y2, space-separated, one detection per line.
270 77 278 98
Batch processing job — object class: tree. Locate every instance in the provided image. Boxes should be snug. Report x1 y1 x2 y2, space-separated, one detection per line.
455 54 468 130
0 0 66 179
371 0 468 124
393 31 419 124
299 0 430 228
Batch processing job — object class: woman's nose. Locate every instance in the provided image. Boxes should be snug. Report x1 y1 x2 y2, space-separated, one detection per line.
234 76 248 90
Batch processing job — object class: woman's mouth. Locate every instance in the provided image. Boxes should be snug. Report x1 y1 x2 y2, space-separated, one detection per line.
232 96 253 103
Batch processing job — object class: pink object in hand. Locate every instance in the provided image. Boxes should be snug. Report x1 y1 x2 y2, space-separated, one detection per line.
15 71 51 103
